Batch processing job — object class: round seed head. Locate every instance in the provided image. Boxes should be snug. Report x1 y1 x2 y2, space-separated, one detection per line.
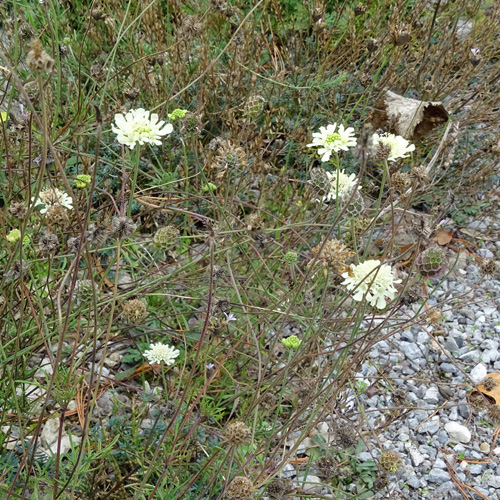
333 421 358 448
378 450 402 473
74 279 98 303
480 258 498 277
153 225 180 250
111 216 136 239
37 231 59 254
225 476 254 500
415 247 447 278
8 201 28 219
122 299 148 323
317 455 337 478
225 421 251 445
487 404 500 426
266 478 286 499
482 377 497 392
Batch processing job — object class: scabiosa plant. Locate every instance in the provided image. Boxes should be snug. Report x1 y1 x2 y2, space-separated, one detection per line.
372 132 415 162
73 279 98 304
225 476 254 500
32 187 73 214
8 201 28 219
378 450 402 473
37 231 59 254
111 108 173 149
111 216 137 239
342 260 401 309
307 123 357 162
225 421 252 445
266 479 286 499
415 247 447 278
122 299 148 323
153 225 180 250
320 169 360 203
143 342 180 365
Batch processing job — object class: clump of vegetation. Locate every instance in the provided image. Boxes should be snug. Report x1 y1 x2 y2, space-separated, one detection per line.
1 0 499 498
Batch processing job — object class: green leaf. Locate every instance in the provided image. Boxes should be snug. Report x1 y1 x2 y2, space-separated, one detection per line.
114 366 138 381
0 111 7 123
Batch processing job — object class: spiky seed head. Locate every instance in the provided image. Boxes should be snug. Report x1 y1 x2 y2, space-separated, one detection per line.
74 279 98 303
373 474 389 491
153 225 180 250
391 387 409 407
246 213 264 232
266 478 286 499
426 307 443 326
469 391 489 411
318 455 337 478
111 216 136 239
8 201 28 219
85 224 109 245
159 401 176 419
480 258 498 277
67 237 81 253
37 231 59 254
487 404 500 426
411 165 430 184
391 172 411 193
225 476 254 499
225 421 251 445
415 247 447 278
400 285 421 306
334 422 358 448
122 299 148 323
482 377 497 392
378 450 402 473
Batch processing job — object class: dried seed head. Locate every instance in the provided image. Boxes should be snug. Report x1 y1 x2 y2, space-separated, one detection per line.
373 474 389 491
378 450 402 473
225 476 254 500
487 405 500 427
211 265 226 282
480 258 498 277
266 478 286 499
391 172 411 193
374 142 393 162
67 237 81 253
246 213 264 232
354 2 367 15
308 238 355 274
400 285 421 306
391 25 410 45
8 201 28 219
217 143 246 170
411 165 430 185
214 297 231 314
225 421 252 445
469 391 489 411
37 231 59 254
74 279 98 303
482 377 497 392
19 22 35 41
333 421 357 448
85 224 109 245
153 225 180 250
26 39 55 73
4 259 30 283
391 386 409 406
367 38 379 52
426 307 443 326
259 392 276 411
158 401 176 419
111 216 137 239
317 455 337 478
122 299 148 323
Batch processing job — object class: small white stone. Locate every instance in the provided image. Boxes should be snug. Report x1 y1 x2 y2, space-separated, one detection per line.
445 422 471 443
41 419 60 447
49 434 81 455
480 442 490 453
470 363 488 384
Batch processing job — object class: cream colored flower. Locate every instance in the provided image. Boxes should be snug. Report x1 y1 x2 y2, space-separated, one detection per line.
341 260 401 309
112 108 173 149
144 342 180 365
322 170 359 202
307 123 357 162
372 132 415 161
32 187 73 214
